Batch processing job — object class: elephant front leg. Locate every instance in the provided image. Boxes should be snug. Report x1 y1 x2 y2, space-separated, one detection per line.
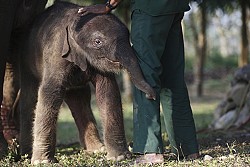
31 82 64 164
94 74 131 161
1 62 19 158
65 85 104 153
2 62 20 146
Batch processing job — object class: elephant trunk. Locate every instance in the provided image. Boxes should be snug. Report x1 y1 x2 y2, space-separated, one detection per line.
117 45 156 100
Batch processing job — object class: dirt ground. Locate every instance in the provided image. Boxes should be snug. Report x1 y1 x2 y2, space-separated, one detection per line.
197 123 250 157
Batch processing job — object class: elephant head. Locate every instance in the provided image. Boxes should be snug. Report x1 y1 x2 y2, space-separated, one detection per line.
62 13 156 100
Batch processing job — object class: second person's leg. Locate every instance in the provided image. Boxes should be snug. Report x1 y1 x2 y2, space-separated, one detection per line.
160 13 199 158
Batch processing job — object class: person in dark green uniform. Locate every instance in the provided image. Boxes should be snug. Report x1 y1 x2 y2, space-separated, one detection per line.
79 0 200 164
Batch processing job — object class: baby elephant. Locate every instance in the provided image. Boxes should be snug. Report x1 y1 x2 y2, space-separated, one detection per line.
18 1 155 164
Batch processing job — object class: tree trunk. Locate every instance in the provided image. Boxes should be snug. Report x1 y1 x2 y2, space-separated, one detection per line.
239 0 249 67
190 5 207 97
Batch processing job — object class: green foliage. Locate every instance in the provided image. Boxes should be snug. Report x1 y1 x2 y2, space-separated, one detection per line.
192 0 250 13
206 50 238 70
185 50 238 73
185 56 195 72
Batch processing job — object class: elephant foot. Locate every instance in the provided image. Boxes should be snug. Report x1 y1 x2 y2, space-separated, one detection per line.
92 145 106 153
0 132 8 159
107 150 131 161
31 157 58 165
3 129 19 146
1 105 19 156
85 142 106 153
1 105 19 145
31 146 58 164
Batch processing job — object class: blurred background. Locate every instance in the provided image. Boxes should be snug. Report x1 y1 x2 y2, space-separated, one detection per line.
45 0 250 146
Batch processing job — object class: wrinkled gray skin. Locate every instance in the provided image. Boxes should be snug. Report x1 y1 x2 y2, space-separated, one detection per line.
19 2 156 164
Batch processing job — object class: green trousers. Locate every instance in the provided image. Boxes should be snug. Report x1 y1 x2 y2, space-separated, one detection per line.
131 10 199 156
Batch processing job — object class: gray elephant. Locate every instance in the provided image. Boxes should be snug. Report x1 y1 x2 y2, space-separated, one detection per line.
18 1 156 164
0 0 48 158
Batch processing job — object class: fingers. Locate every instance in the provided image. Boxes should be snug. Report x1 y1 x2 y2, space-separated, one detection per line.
78 7 88 16
146 94 156 101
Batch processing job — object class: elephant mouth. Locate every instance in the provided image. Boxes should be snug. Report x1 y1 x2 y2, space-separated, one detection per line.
99 57 122 68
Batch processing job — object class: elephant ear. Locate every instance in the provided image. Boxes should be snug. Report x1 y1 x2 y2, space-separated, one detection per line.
62 26 87 72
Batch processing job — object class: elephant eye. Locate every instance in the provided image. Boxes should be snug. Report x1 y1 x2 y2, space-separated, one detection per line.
93 38 102 48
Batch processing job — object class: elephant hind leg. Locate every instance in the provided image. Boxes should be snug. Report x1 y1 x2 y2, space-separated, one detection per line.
64 85 104 153
19 76 39 157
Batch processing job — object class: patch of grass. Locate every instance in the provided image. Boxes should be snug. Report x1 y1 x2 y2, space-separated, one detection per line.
191 100 216 131
1 140 249 166
57 106 79 145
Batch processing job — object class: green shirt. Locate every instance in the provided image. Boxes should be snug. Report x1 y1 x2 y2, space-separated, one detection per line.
131 0 190 16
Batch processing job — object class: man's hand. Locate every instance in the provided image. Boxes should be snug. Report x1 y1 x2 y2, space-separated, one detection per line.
78 4 110 15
